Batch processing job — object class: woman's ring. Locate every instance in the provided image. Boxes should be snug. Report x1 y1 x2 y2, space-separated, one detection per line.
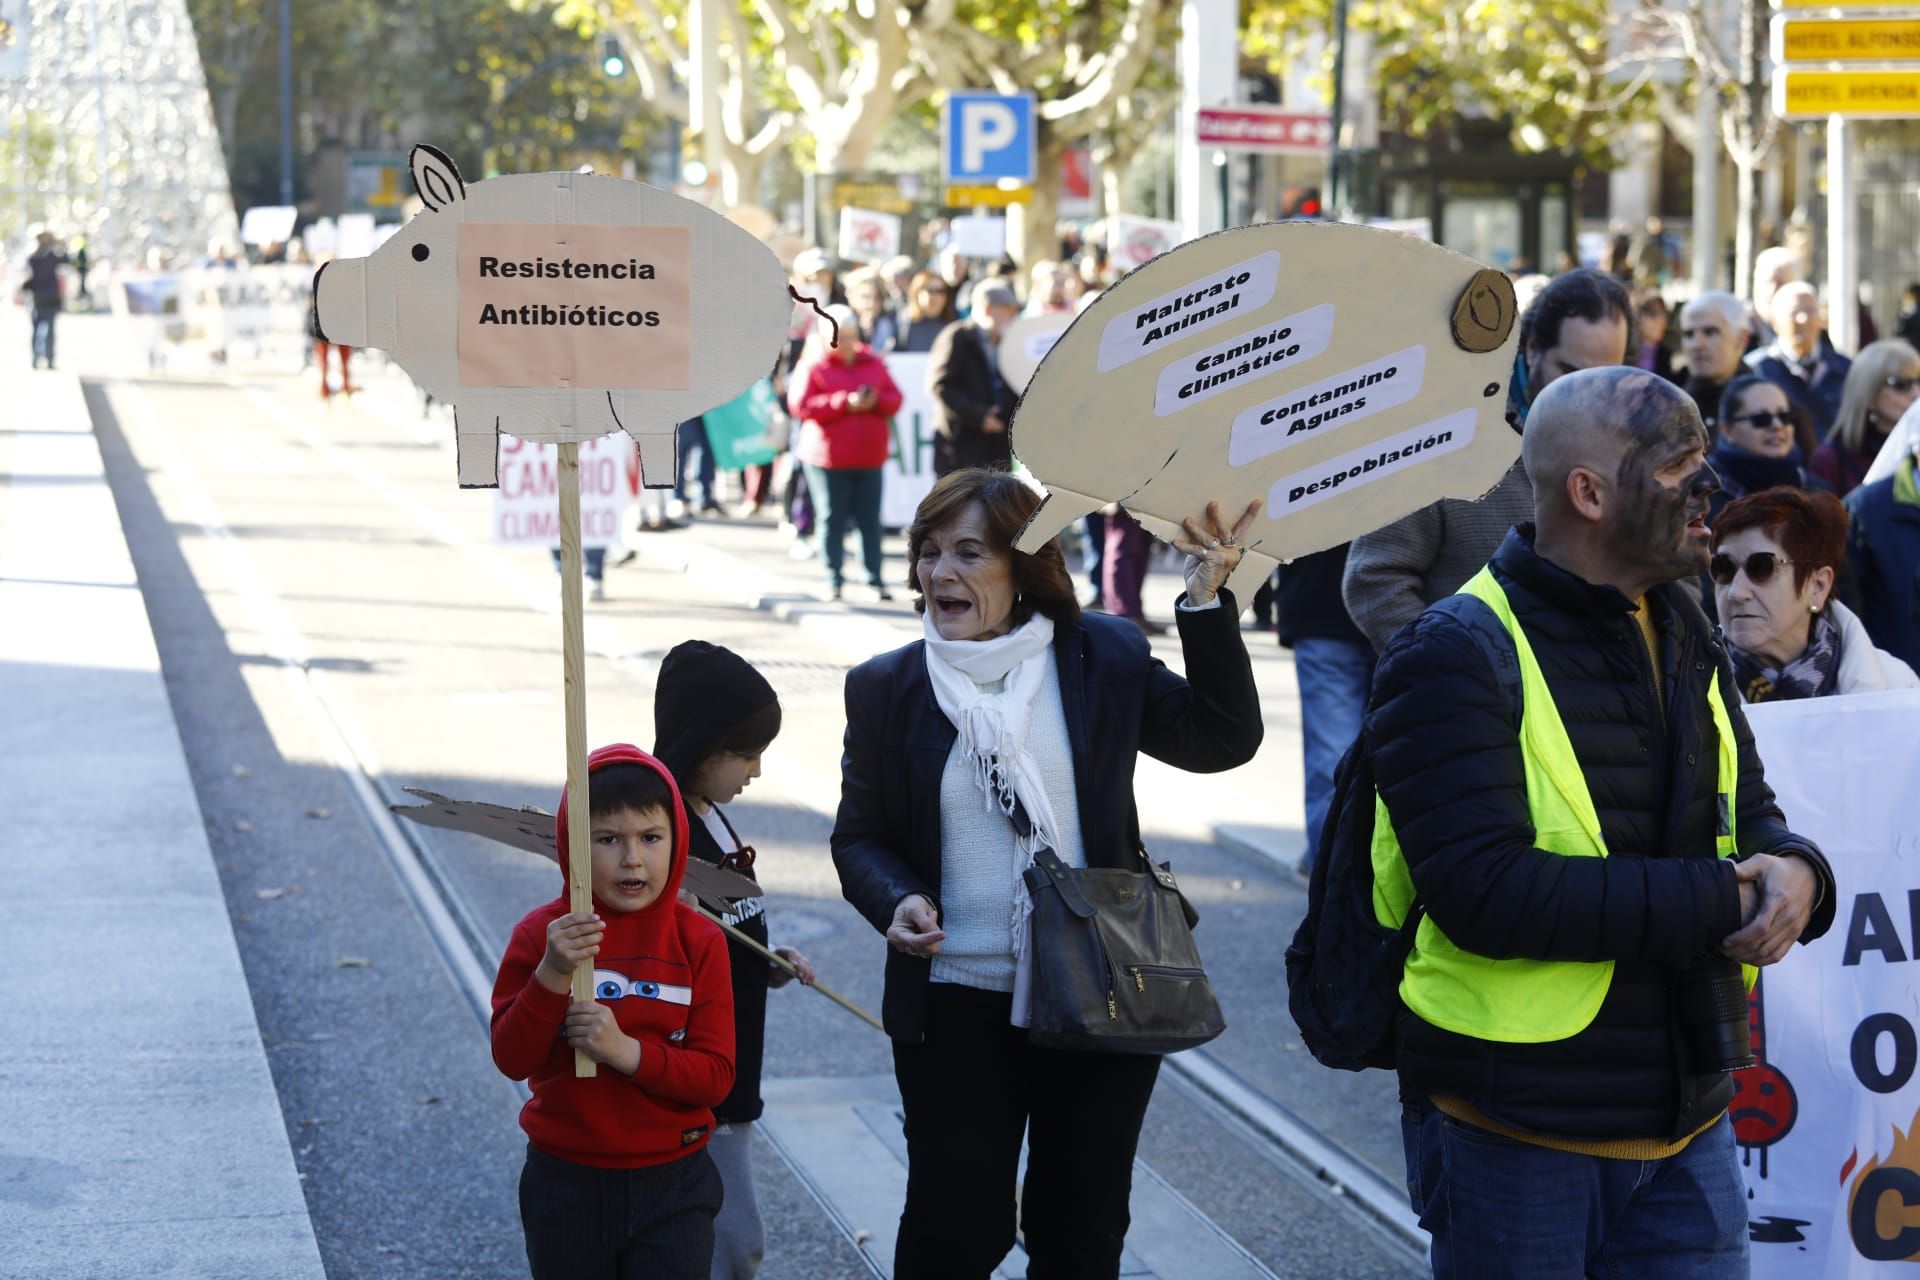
1221 536 1238 548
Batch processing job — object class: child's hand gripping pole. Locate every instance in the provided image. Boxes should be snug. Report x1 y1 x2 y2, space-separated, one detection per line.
558 442 596 1078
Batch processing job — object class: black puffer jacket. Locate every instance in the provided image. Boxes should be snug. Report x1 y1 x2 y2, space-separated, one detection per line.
1367 526 1836 1141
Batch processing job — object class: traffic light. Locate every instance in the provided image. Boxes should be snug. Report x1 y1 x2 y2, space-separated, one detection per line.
602 37 625 78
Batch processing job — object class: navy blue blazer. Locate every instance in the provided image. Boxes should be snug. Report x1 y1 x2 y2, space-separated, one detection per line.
830 593 1263 1042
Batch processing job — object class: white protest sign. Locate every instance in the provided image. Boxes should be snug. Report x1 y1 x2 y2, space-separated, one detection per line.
313 145 791 489
493 432 635 548
1106 215 1184 272
240 205 298 247
1739 691 1920 1275
303 219 338 258
949 215 1007 260
1009 223 1520 599
837 206 902 264
336 213 378 259
998 313 1074 392
881 352 938 527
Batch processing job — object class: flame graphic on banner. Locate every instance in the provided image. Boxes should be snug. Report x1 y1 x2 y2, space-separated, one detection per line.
1846 1106 1920 1263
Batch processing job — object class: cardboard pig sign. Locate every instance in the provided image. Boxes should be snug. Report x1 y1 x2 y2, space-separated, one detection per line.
313 145 790 488
1010 224 1520 596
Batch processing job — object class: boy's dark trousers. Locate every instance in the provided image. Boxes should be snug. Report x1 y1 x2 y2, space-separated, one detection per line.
520 1142 724 1280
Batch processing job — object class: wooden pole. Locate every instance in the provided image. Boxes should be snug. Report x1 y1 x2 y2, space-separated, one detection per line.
558 442 596 1078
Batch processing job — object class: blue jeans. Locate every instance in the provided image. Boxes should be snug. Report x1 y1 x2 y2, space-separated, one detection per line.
1293 635 1374 867
31 304 57 367
802 464 884 587
548 546 605 583
675 418 715 508
1401 1102 1748 1280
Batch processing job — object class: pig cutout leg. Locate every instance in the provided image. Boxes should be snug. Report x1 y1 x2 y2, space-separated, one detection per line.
455 410 501 489
629 426 680 491
1012 484 1107 557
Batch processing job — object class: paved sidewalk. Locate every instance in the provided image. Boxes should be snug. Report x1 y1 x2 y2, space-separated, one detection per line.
0 365 325 1277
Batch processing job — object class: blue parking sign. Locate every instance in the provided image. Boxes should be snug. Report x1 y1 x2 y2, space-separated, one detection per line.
942 92 1037 185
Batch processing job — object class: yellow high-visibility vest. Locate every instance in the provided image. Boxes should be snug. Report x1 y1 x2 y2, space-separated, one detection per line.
1369 567 1746 1043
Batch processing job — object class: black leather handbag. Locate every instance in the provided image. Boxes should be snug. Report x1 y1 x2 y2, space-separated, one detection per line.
1013 800 1226 1055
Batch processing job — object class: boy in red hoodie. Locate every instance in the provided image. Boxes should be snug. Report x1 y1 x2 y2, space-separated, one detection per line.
491 744 736 1278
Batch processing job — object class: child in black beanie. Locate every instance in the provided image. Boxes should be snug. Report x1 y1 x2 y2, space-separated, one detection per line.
652 640 815 1279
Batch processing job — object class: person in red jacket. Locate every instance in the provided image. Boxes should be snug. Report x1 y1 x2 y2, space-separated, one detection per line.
788 303 904 601
491 744 736 1279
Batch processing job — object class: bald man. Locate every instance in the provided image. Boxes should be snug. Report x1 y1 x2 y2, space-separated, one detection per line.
1744 280 1852 440
1363 368 1835 1279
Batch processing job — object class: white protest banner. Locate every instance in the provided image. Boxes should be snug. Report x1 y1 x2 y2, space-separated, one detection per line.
493 432 636 548
837 206 902 264
182 266 273 348
1740 690 1920 1274
949 215 1007 260
881 352 938 527
1008 222 1520 600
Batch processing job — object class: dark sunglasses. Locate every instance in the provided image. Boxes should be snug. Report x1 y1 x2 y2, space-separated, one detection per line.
1730 410 1793 428
1710 551 1797 586
719 844 757 873
1887 375 1918 393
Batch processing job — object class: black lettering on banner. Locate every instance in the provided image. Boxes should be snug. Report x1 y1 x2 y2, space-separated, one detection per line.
1844 892 1909 965
479 257 500 277
1853 1165 1920 1262
1852 1011 1917 1093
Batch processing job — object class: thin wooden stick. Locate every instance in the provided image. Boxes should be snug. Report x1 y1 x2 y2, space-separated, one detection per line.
558 442 596 1078
693 903 885 1033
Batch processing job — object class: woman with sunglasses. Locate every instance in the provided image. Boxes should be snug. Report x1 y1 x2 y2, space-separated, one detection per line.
1811 339 1920 498
1711 488 1917 701
651 639 816 1278
894 269 958 354
1706 376 1831 531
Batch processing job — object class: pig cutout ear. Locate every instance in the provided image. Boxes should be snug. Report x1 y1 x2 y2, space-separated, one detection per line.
409 144 466 212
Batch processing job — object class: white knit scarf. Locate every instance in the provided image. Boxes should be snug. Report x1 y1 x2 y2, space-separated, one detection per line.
921 610 1062 981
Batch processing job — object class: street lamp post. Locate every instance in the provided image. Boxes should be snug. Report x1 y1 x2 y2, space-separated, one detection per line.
278 0 294 206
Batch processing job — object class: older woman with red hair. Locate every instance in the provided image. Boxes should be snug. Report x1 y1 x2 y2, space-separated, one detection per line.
1711 487 1918 701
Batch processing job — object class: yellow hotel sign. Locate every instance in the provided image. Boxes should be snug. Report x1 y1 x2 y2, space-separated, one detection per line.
1774 16 1920 62
944 184 1032 208
1772 67 1920 116
1777 0 1920 8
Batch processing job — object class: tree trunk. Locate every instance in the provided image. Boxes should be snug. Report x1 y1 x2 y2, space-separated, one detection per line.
1100 151 1132 222
1014 129 1066 270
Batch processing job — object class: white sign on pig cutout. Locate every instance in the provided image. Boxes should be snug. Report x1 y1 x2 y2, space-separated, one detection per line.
312 144 790 490
1009 223 1519 598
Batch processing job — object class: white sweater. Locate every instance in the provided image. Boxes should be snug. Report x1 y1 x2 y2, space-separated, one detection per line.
930 660 1087 992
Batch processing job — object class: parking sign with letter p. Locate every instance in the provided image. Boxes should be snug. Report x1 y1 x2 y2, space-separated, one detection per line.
943 92 1037 185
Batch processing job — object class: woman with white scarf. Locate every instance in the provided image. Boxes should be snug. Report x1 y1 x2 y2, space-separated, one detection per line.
831 468 1265 1279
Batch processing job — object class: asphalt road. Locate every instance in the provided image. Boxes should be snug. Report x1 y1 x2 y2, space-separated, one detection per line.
86 334 1420 1279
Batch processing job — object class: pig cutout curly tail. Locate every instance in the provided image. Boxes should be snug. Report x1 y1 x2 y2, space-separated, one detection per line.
789 285 839 348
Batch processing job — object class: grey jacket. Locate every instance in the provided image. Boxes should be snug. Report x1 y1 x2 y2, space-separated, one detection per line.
1341 458 1533 651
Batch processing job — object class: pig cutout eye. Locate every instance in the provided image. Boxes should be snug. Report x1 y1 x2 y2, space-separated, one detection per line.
411 244 430 262
408 143 466 212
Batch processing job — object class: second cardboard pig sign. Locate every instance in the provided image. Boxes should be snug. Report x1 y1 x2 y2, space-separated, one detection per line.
1011 224 1520 595
313 145 790 488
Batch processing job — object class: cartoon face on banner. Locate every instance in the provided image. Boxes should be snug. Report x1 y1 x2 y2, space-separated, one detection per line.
1007 223 1519 596
313 145 790 490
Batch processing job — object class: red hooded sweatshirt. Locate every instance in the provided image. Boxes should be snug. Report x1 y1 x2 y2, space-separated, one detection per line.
490 744 736 1167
